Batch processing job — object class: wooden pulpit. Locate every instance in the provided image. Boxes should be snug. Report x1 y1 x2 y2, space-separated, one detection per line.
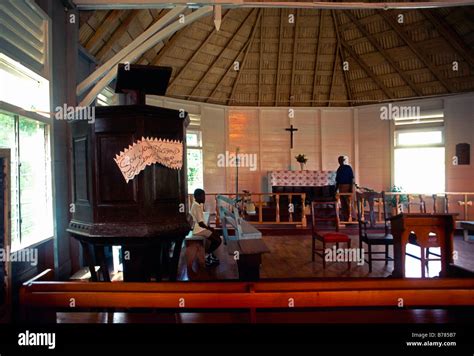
68 64 191 282
389 213 456 278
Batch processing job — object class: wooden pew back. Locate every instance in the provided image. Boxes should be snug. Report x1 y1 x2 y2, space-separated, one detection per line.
20 270 474 323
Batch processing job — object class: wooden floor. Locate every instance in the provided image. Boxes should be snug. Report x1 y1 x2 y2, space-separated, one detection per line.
177 230 474 281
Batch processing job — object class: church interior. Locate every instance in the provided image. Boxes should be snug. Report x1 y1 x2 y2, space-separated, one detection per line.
1 0 474 339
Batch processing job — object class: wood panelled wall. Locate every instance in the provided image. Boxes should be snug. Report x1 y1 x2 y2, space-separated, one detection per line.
148 92 474 196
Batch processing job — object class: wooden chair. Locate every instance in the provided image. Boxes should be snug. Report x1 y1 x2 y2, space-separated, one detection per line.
356 192 394 273
311 201 351 269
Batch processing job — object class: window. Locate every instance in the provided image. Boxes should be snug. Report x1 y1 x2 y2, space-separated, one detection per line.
0 54 53 251
0 111 53 250
0 54 49 114
186 130 204 194
394 127 445 194
97 87 117 107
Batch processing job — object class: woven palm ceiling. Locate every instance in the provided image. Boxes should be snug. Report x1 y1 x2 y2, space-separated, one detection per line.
79 6 474 106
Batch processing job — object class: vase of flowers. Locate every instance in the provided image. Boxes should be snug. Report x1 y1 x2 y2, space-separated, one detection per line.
388 185 408 215
295 154 308 170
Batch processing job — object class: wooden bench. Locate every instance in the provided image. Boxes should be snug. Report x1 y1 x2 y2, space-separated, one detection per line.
461 221 474 242
217 195 269 280
185 212 210 274
19 269 474 324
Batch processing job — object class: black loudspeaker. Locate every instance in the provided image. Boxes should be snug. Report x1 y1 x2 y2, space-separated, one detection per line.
456 143 470 165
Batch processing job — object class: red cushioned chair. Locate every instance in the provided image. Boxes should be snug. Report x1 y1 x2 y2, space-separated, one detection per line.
311 201 351 269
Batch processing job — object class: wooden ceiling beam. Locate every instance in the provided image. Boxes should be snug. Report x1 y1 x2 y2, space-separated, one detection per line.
379 10 456 93
258 9 264 105
289 9 298 106
311 10 324 107
187 9 255 99
423 10 474 69
150 26 187 66
332 11 352 105
344 10 423 97
275 8 284 106
167 9 232 91
228 9 262 105
337 18 395 99
79 6 212 106
328 10 339 107
85 10 123 54
95 9 140 61
328 45 338 107
77 5 187 96
206 25 253 103
74 0 474 11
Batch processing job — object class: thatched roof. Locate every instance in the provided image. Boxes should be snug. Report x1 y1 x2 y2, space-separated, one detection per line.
79 6 474 106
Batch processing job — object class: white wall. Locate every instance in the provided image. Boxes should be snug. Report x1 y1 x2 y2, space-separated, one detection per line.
148 92 474 195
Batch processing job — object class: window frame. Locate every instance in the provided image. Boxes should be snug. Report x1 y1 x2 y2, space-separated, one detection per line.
186 129 204 194
0 102 54 251
394 127 445 149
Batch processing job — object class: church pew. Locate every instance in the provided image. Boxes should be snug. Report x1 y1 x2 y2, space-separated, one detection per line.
20 269 474 323
217 195 269 280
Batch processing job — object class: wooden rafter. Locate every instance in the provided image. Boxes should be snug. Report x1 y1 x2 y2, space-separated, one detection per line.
344 10 423 96
258 9 264 105
328 46 339 107
336 16 395 99
167 9 232 91
79 6 213 106
228 9 262 105
84 10 123 54
275 9 284 106
206 16 258 103
289 9 298 106
312 10 323 107
149 9 163 21
75 0 474 11
95 10 140 61
80 10 95 27
379 10 455 93
328 10 339 107
423 10 474 69
150 30 185 66
187 9 255 99
461 7 474 31
78 5 187 96
332 11 352 105
136 10 169 64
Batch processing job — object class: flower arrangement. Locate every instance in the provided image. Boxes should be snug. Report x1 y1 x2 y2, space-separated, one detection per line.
295 154 308 164
387 185 408 215
295 154 308 170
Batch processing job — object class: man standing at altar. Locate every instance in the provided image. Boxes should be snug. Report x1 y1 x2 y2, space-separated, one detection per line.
336 156 354 221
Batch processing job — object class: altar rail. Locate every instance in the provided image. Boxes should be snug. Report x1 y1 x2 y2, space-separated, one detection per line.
188 192 308 227
20 269 474 324
188 192 474 228
360 192 474 225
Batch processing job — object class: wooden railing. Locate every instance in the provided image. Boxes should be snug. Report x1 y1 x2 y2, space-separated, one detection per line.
188 192 474 228
188 193 307 227
357 192 474 225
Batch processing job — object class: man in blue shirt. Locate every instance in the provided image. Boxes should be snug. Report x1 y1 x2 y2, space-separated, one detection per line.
336 156 354 221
